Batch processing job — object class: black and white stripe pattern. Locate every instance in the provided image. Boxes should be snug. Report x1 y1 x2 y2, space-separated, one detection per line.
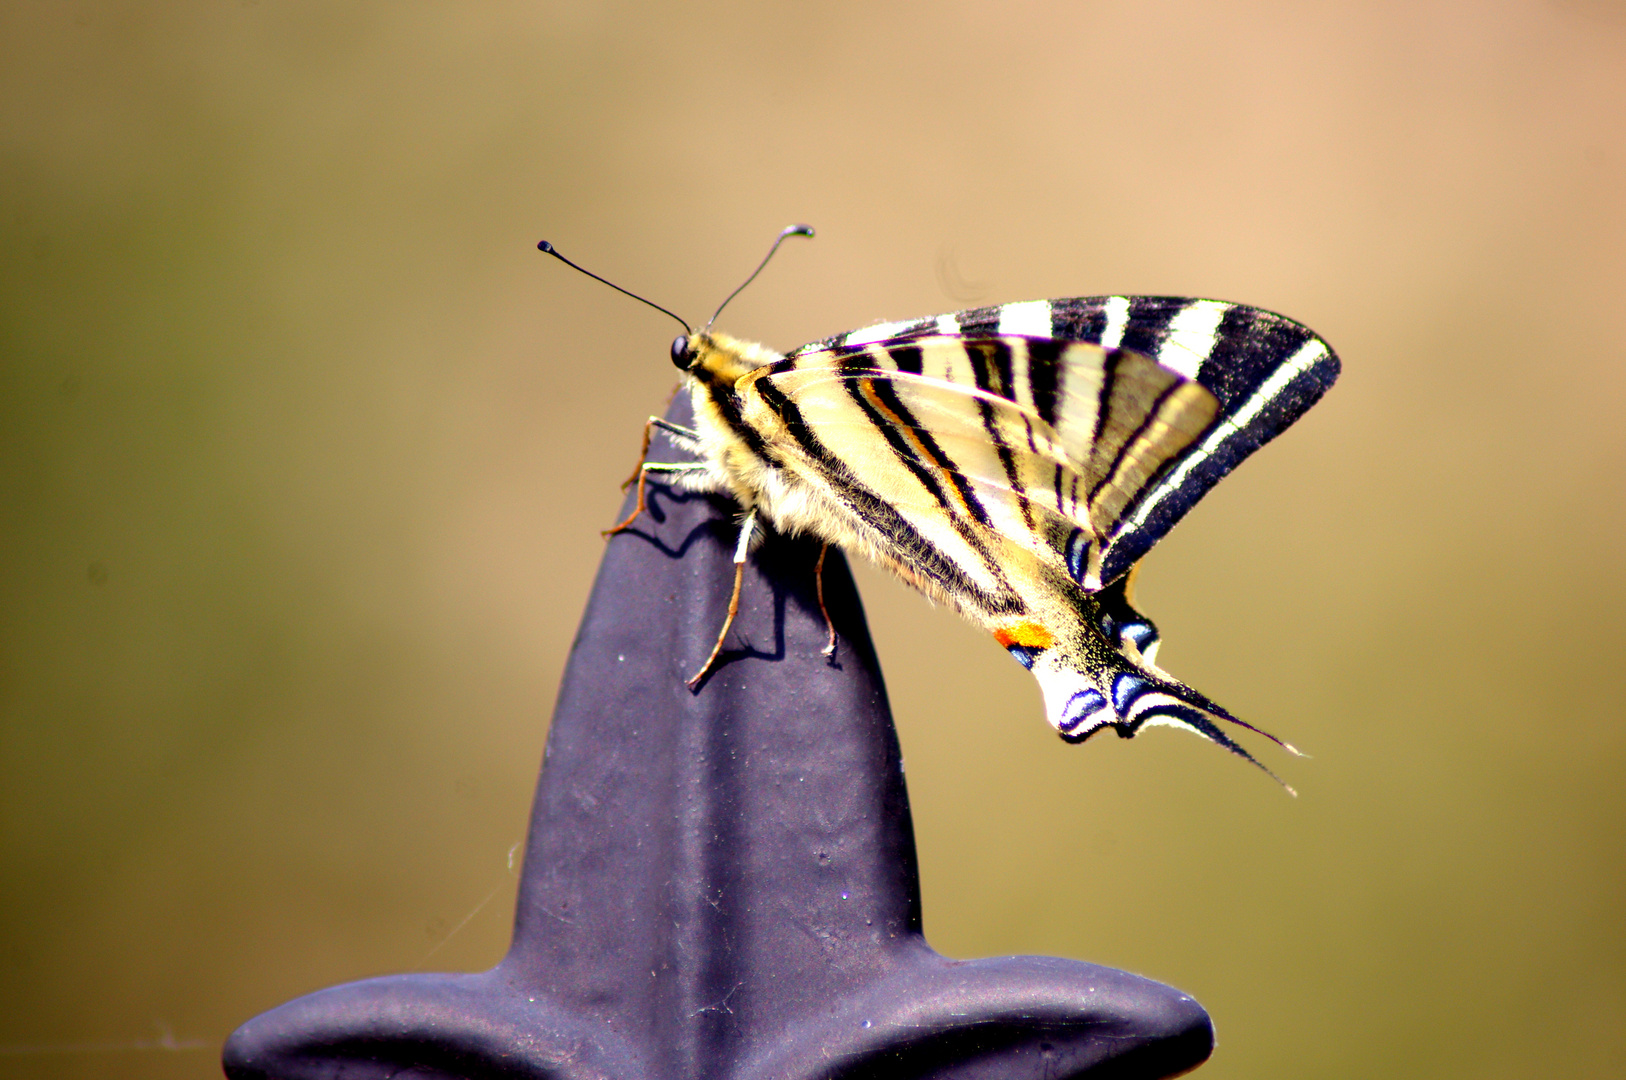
791 297 1339 588
748 333 1213 603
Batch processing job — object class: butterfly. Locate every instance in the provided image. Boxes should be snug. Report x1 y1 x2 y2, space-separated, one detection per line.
541 228 1340 783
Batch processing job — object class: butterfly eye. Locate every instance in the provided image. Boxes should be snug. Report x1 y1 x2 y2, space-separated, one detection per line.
670 335 692 370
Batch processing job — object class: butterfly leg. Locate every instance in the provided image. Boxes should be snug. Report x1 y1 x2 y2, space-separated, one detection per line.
687 510 757 689
649 416 702 450
814 543 837 657
617 416 701 489
603 461 710 537
604 417 707 536
616 417 658 491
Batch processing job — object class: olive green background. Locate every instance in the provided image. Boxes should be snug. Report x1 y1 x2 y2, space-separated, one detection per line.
3 3 1623 1078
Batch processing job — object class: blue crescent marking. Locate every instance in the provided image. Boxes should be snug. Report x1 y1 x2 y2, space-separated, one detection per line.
1111 671 1150 715
1059 689 1109 734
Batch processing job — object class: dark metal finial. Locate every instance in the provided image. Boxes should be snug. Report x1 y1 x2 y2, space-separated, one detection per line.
221 393 1214 1080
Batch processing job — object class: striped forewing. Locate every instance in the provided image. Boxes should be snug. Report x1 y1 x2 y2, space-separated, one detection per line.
739 336 1219 595
788 296 1340 584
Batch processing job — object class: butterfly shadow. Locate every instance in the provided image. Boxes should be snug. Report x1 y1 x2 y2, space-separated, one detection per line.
613 478 846 688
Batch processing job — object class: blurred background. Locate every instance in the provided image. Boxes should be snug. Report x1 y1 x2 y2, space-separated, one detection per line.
2 2 1623 1077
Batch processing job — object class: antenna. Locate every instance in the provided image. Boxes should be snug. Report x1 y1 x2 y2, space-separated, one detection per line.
704 224 815 331
536 240 692 334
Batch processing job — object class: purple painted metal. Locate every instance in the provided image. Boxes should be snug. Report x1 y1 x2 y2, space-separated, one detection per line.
222 403 1213 1080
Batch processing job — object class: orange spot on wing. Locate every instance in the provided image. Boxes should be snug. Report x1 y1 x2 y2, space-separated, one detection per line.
993 622 1055 650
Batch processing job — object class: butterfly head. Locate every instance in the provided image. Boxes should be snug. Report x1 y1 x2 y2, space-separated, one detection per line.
673 332 783 386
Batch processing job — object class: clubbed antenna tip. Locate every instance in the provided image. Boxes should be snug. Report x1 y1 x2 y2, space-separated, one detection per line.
705 224 817 331
536 238 692 334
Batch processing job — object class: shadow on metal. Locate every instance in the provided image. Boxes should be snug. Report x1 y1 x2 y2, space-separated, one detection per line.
223 401 1213 1080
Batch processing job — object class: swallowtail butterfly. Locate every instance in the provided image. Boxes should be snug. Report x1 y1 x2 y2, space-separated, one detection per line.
541 228 1339 783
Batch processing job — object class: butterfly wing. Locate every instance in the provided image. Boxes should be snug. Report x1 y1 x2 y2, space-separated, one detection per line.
735 335 1303 777
741 335 1218 597
792 297 1341 585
